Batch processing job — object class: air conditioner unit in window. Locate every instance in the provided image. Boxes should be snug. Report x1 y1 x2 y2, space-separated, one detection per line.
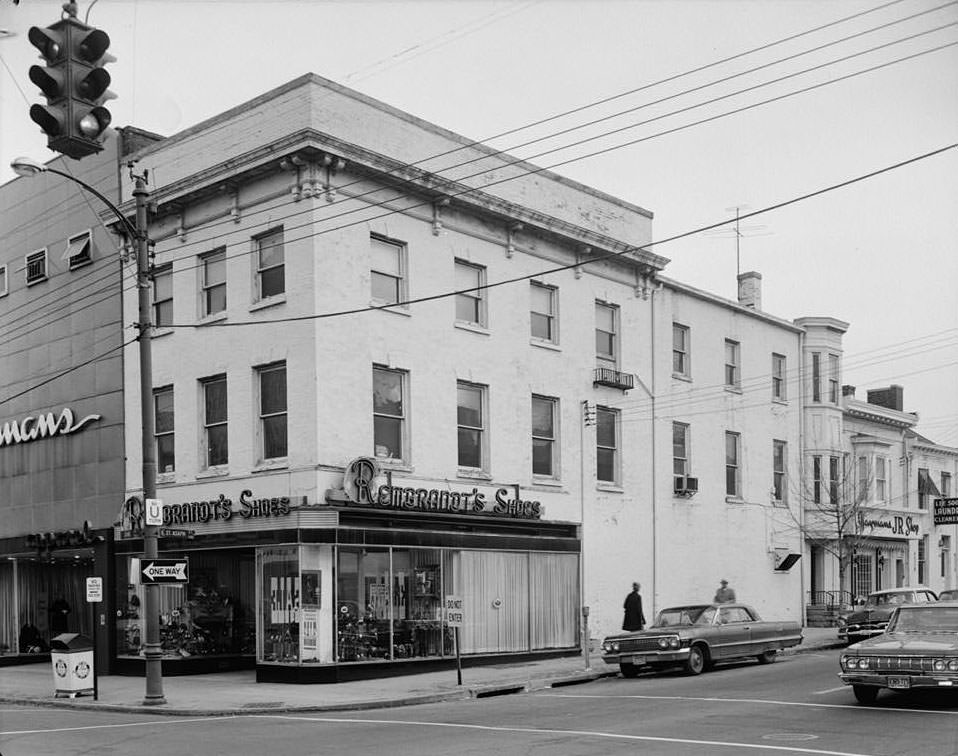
674 475 698 496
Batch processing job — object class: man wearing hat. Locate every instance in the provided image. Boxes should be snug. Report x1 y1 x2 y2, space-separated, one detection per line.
714 579 736 604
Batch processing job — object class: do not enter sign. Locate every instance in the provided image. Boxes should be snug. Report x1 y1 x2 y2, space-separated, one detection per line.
445 595 463 627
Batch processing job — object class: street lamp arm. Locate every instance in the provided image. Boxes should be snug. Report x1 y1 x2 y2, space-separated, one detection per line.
44 166 138 239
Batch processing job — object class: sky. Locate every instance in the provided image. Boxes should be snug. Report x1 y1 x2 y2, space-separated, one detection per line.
1 0 956 443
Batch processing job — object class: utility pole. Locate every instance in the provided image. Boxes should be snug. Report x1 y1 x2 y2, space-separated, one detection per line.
133 168 165 706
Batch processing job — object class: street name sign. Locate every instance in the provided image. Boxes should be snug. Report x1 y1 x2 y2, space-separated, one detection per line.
136 557 189 584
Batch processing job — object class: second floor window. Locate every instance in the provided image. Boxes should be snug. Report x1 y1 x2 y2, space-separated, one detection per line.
370 235 404 305
943 472 953 498
772 353 786 400
673 422 689 477
595 302 617 365
531 395 557 478
154 387 174 474
255 228 285 299
918 468 940 510
530 282 557 343
724 340 740 388
455 260 485 326
811 353 822 402
726 431 741 497
596 406 619 484
152 264 173 328
202 249 227 316
202 375 228 467
829 456 841 504
858 456 870 501
673 324 690 377
875 456 888 502
373 366 406 461
258 363 287 461
812 455 822 504
457 381 486 470
828 353 840 403
773 440 787 503
26 249 47 285
65 230 92 269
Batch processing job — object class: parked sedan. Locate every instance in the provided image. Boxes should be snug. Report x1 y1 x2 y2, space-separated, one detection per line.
839 601 958 704
600 603 802 678
838 587 938 644
938 589 958 601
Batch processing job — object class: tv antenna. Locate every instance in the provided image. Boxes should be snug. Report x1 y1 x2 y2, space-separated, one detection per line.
705 205 772 277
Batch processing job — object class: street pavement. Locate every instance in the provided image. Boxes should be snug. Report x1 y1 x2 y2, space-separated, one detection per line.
0 627 844 717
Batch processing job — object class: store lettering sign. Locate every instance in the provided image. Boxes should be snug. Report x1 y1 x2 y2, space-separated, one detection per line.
162 489 294 525
0 407 101 448
26 520 103 553
335 457 543 520
857 511 921 537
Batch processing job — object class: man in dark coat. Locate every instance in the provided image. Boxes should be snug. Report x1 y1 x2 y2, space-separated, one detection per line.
622 582 646 631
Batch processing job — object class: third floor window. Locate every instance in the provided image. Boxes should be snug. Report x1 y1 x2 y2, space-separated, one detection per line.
673 324 690 377
152 264 173 328
724 340 740 388
595 302 618 365
530 282 557 343
255 228 285 300
202 249 227 316
370 235 405 305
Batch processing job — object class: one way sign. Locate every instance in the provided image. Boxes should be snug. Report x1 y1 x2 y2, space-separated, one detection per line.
135 557 190 584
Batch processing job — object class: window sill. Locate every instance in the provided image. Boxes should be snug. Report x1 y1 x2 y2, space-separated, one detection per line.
673 373 692 383
597 482 623 494
532 477 563 489
252 459 289 473
457 468 492 481
772 398 788 406
196 466 229 480
374 457 413 473
724 385 743 395
454 321 490 336
369 301 411 316
249 294 286 312
152 327 174 339
26 277 48 287
197 311 228 327
725 496 745 504
156 472 176 485
530 338 561 352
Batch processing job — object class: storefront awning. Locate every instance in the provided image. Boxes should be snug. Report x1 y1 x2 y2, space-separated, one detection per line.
919 469 942 497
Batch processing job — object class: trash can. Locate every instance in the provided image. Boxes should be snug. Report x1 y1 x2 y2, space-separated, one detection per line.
50 633 94 698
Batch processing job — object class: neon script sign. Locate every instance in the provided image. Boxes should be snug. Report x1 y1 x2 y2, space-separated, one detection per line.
0 407 101 448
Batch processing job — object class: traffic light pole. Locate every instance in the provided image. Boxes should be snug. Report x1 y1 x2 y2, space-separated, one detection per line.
133 173 166 706
10 158 165 704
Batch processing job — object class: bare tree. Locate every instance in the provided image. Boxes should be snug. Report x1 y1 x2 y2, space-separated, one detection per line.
783 452 876 606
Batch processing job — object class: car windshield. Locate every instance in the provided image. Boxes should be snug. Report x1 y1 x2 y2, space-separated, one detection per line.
888 606 958 633
654 606 713 627
866 592 911 607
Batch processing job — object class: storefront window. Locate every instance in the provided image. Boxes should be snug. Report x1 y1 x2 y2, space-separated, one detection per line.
258 546 300 663
116 550 254 659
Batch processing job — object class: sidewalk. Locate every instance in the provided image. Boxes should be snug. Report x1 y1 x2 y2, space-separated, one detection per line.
0 627 844 717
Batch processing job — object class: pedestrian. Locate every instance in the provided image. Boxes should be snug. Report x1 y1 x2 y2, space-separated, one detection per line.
622 582 646 631
714 579 736 604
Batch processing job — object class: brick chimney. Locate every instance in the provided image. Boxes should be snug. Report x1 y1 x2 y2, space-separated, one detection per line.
866 384 904 411
842 384 856 398
737 271 762 310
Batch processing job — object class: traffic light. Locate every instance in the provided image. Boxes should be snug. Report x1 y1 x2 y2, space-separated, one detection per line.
28 13 113 160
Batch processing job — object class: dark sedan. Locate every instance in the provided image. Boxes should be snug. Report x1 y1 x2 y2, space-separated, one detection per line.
601 603 802 677
839 601 958 704
838 587 938 644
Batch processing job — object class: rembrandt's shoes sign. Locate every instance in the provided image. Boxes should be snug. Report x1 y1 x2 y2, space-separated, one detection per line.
0 406 101 447
328 456 543 520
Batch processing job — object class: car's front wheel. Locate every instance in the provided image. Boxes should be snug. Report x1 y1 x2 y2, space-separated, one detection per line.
620 662 640 678
683 645 707 675
853 685 879 704
757 650 777 664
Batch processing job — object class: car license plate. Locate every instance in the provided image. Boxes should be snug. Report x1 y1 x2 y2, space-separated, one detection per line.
631 656 645 666
887 677 910 689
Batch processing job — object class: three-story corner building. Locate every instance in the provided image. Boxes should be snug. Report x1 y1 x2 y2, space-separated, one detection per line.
0 129 158 665
106 73 822 682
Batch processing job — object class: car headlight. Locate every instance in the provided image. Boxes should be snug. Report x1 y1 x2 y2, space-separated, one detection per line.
842 655 856 669
858 657 870 669
948 660 958 672
657 638 669 649
933 659 947 671
837 617 847 627
669 637 680 649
